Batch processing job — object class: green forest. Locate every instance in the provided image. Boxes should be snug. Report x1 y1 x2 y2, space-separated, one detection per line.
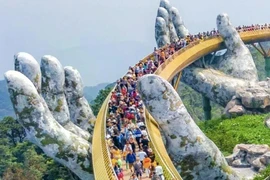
0 47 269 179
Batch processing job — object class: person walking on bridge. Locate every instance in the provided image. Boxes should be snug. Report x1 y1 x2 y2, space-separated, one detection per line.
155 162 164 180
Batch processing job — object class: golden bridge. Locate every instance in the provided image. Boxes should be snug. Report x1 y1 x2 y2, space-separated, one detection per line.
92 29 270 180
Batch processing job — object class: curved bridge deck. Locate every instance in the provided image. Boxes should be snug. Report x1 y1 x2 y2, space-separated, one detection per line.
92 29 270 180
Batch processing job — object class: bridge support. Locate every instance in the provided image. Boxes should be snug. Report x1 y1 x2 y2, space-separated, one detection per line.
252 43 270 78
202 95 211 120
173 72 182 90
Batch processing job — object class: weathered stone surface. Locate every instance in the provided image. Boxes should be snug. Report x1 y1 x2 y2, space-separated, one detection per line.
265 115 270 128
182 65 270 116
227 144 270 172
170 7 189 38
232 159 249 168
157 2 178 43
228 105 246 116
138 74 240 180
14 52 41 93
224 97 246 117
225 149 240 165
155 0 188 46
159 0 171 11
259 152 270 165
157 7 170 40
182 66 249 107
237 144 270 155
40 56 91 140
64 66 95 132
252 158 264 171
216 13 258 82
237 88 270 109
155 17 170 48
5 70 93 180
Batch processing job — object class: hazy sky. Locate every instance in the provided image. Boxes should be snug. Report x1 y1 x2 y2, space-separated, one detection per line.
1 0 269 86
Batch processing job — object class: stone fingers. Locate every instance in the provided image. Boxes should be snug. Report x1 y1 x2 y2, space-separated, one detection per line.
137 74 240 180
155 17 170 48
216 14 258 81
158 7 179 43
40 55 91 140
155 0 189 47
5 70 93 179
64 66 95 135
14 52 42 93
170 7 189 38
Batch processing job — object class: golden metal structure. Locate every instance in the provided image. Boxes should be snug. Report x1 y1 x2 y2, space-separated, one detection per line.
173 72 182 90
92 29 270 179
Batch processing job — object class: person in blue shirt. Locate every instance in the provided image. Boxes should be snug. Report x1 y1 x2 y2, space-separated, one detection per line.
133 127 142 146
126 150 136 172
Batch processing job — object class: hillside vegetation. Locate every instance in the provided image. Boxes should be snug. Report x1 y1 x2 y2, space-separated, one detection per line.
198 114 270 155
0 46 267 178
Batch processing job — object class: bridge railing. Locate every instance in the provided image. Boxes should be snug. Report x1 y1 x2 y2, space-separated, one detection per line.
92 93 118 180
155 28 270 78
92 47 182 179
92 28 270 179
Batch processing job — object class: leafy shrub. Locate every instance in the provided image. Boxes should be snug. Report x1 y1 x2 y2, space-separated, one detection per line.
254 165 270 180
198 114 270 155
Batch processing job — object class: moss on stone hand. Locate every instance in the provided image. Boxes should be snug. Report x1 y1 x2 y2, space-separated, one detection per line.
79 111 87 119
55 99 63 112
34 74 39 83
180 136 189 147
72 81 77 89
170 134 177 139
179 155 199 178
221 163 232 175
20 107 34 118
148 105 153 112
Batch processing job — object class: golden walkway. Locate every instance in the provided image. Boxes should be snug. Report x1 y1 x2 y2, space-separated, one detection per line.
92 29 270 180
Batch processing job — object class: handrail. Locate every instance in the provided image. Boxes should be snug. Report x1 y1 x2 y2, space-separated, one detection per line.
92 94 117 180
156 29 270 81
92 50 182 179
92 28 270 179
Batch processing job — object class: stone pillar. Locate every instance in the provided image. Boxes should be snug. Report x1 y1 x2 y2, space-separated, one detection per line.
202 95 212 120
265 56 270 78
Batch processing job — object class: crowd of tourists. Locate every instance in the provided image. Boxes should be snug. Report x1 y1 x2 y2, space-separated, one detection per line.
236 24 270 32
105 24 269 180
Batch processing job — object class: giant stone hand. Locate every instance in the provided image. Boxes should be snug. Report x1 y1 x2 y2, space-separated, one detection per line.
148 0 270 179
5 52 95 179
138 74 240 180
155 0 270 116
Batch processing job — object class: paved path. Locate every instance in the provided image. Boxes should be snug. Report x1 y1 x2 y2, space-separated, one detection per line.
122 159 151 180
